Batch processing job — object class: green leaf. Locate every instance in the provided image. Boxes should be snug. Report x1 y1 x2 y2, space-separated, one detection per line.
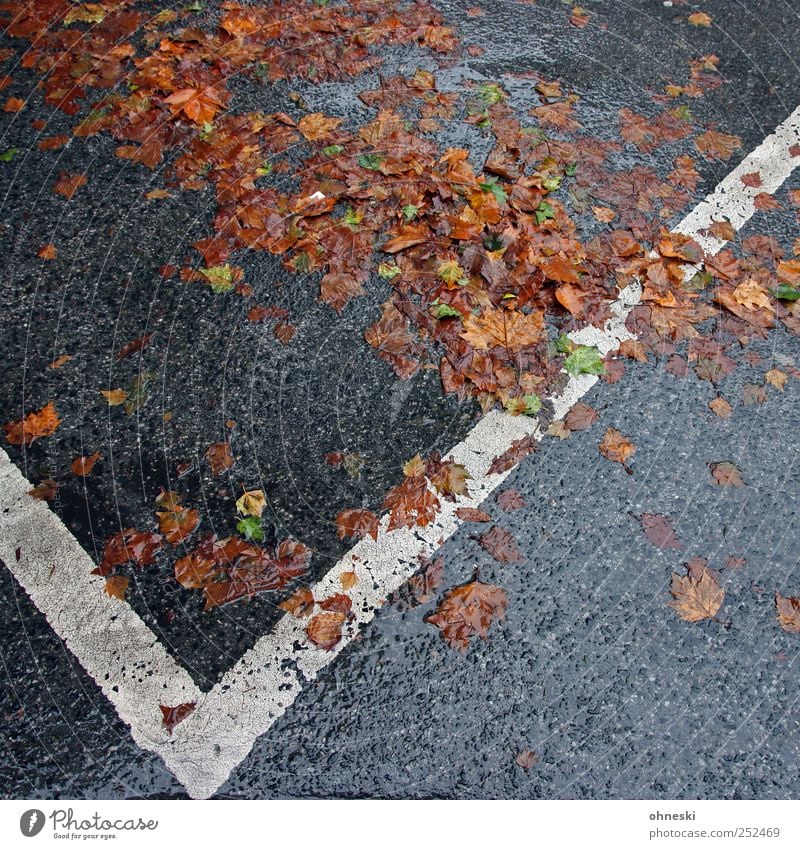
0 148 18 162
478 176 508 205
432 303 462 319
477 82 506 105
198 264 234 293
378 261 401 279
124 371 156 417
520 394 542 416
535 200 555 225
255 161 272 177
402 204 419 221
322 144 344 156
564 162 578 177
184 1 203 11
771 283 800 302
542 175 562 192
358 153 383 171
563 345 605 377
554 333 573 354
343 207 362 227
237 517 264 541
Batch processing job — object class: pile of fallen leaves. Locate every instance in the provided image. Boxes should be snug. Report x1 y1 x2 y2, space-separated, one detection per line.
4 1 800 652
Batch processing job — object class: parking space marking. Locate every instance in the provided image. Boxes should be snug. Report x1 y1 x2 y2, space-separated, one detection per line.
2 104 799 799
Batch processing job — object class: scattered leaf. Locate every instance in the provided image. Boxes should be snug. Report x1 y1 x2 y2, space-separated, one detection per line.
425 579 508 652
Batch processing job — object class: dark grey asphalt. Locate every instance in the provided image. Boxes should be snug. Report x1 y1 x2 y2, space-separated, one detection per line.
2 0 800 799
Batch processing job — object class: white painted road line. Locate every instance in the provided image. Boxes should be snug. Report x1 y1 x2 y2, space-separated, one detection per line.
2 104 800 799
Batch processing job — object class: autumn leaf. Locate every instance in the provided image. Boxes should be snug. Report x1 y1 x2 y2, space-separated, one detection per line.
100 388 128 406
695 129 742 161
48 355 72 369
164 86 226 124
639 513 682 549
340 571 358 590
709 460 745 487
236 489 266 518
71 452 101 477
116 334 151 361
478 526 522 563
668 569 724 623
391 556 445 610
104 575 129 601
38 243 57 260
708 396 733 418
455 507 493 522
425 578 508 652
487 434 538 475
598 427 636 469
160 702 196 735
298 113 343 141
515 749 539 769
155 490 200 545
4 402 61 446
497 490 525 511
94 529 164 576
564 402 598 431
688 12 712 27
765 369 788 391
28 479 58 501
279 587 315 618
383 461 439 531
461 307 544 352
306 611 347 651
775 593 800 634
205 442 234 475
335 508 380 541
53 172 87 199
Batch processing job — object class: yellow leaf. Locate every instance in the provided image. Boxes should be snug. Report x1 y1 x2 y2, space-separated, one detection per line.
236 489 266 517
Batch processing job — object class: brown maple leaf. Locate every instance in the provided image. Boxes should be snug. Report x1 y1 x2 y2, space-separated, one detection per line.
53 172 87 199
425 579 508 652
668 569 724 623
461 307 544 352
279 587 315 619
695 129 742 161
565 402 599 431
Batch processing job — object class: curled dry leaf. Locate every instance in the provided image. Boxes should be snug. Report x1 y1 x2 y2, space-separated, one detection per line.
4 402 61 446
425 579 508 653
775 593 800 634
100 388 128 406
668 569 724 623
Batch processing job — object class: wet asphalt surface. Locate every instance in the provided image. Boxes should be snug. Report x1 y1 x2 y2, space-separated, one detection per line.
2 0 800 799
